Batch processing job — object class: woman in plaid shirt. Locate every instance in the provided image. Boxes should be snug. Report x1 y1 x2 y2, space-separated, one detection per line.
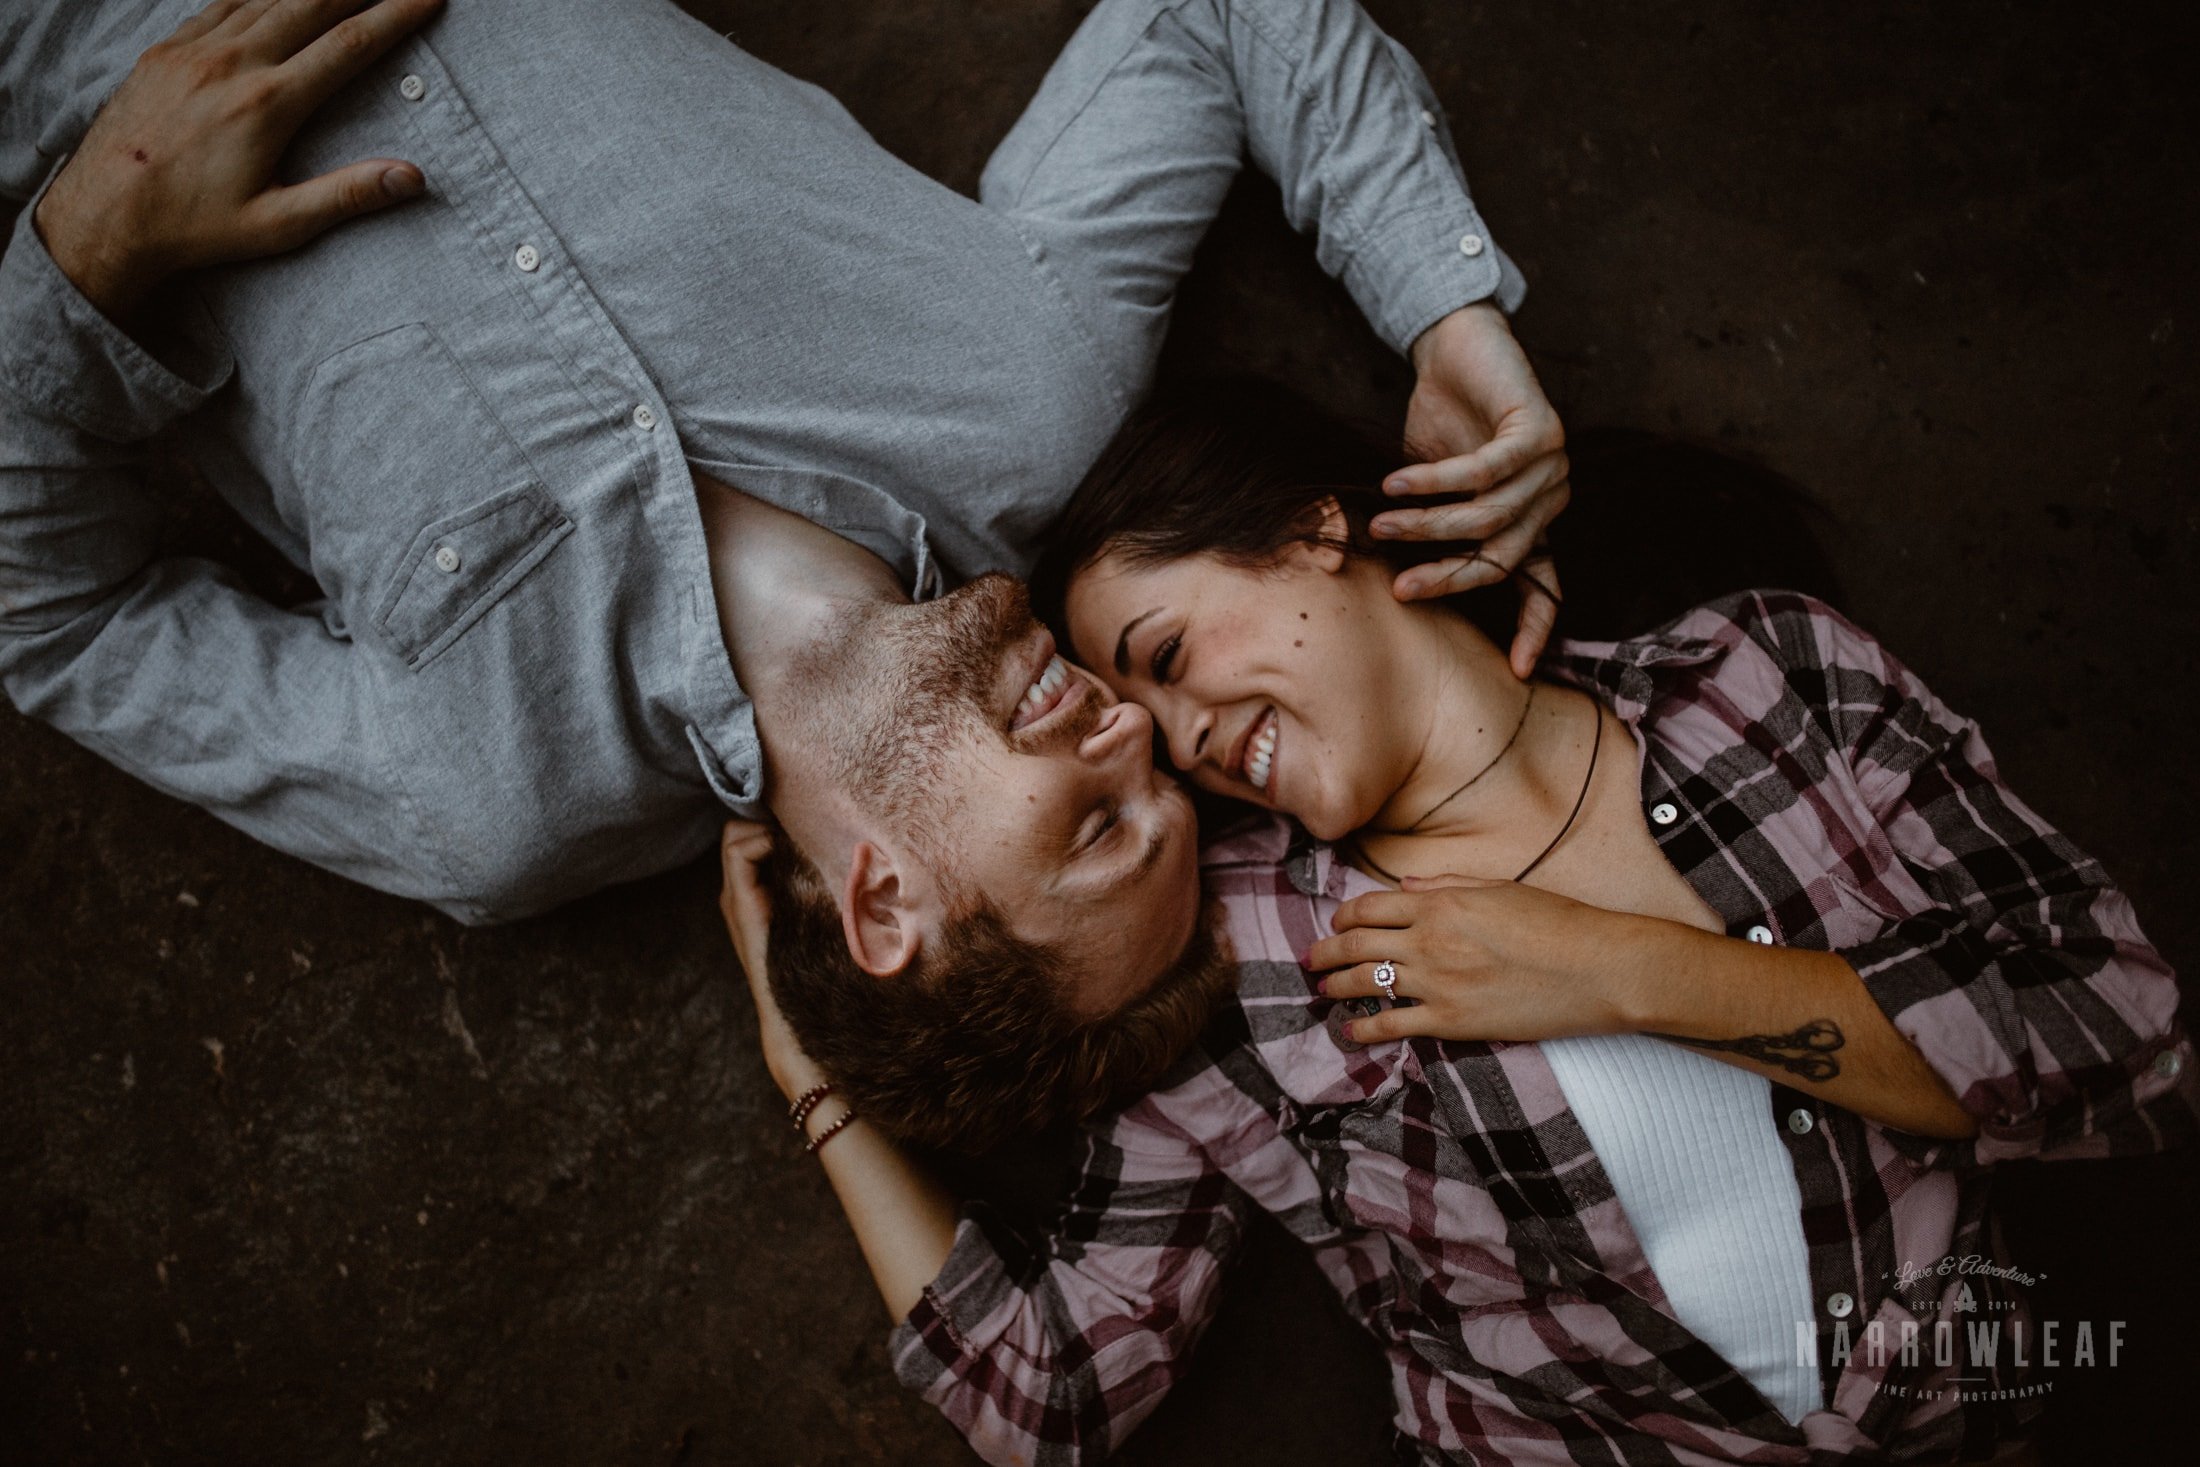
721 385 2191 1465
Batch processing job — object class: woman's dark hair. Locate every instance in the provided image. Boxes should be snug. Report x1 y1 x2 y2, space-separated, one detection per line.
1031 379 1517 646
1032 377 1839 646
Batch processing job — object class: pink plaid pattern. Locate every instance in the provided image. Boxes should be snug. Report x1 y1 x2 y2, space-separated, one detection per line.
892 592 2194 1465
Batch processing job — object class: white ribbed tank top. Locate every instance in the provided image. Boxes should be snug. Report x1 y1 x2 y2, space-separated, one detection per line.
1538 1032 1821 1424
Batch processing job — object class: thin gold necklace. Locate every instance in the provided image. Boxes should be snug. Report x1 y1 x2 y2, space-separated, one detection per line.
1350 689 1602 886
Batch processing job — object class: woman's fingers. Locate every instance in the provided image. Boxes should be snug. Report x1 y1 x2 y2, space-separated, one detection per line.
1342 1002 1441 1047
1320 961 1413 1002
1306 918 1411 972
718 821 776 977
1329 889 1419 932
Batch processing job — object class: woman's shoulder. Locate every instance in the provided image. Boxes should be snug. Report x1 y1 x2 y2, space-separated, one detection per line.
1554 588 1910 698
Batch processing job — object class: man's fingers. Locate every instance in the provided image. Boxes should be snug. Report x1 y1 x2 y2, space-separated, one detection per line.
1508 555 1563 678
1370 452 1567 543
1393 551 1505 602
1468 481 1571 590
240 157 424 251
1384 414 1558 500
204 0 285 44
173 0 260 45
281 0 443 104
246 0 378 59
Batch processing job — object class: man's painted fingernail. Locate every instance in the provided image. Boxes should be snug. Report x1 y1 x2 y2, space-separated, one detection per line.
383 167 424 200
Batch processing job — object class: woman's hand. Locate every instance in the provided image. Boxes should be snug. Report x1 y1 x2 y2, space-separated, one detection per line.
1385 304 1570 679
718 820 827 1101
1307 874 1651 1046
33 0 444 321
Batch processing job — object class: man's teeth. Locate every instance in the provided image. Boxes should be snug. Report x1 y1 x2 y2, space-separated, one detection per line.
1246 712 1277 793
1017 656 1070 721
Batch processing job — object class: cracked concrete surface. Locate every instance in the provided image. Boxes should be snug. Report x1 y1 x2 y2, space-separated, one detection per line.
3 2 2194 1463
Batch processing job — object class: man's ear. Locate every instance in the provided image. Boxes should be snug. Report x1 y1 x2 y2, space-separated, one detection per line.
1278 497 1351 575
840 839 924 979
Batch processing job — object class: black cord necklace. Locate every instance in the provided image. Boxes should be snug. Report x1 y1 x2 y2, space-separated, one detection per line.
1350 688 1603 886
1397 682 1536 833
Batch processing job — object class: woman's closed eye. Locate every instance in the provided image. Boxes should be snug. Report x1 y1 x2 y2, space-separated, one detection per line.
1149 632 1182 684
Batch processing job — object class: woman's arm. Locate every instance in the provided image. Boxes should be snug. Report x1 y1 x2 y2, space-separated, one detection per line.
1314 593 2196 1160
1313 876 1980 1138
719 822 957 1317
718 824 1254 1464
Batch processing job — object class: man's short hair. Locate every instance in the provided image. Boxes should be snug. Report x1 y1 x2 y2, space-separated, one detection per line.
758 840 1233 1153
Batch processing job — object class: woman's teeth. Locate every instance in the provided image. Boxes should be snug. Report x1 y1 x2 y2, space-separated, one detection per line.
1017 656 1071 723
1246 710 1278 794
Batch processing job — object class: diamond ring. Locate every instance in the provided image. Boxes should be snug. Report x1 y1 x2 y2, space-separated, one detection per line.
1372 960 1399 1002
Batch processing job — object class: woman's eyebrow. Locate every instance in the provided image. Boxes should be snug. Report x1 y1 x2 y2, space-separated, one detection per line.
1113 608 1162 676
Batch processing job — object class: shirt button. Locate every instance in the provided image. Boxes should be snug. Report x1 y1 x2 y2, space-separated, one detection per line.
1786 1108 1816 1136
1826 1292 1854 1319
432 545 461 574
1747 924 1775 945
1458 232 1486 258
1650 801 1679 826
1419 108 1438 128
513 244 541 273
398 74 427 102
2155 1050 2184 1080
631 403 658 431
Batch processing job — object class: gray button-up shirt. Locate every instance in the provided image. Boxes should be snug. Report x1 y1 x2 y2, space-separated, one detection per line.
0 0 1524 922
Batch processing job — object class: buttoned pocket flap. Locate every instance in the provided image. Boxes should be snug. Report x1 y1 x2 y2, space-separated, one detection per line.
374 484 573 669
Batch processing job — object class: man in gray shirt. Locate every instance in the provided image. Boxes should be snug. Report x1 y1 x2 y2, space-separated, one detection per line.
1 0 1564 999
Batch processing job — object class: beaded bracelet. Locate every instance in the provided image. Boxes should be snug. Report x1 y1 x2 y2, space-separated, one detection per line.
803 1108 860 1155
788 1082 834 1131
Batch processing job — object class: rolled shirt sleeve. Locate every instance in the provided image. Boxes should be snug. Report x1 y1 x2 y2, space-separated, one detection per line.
1800 604 2197 1164
890 1088 1251 1466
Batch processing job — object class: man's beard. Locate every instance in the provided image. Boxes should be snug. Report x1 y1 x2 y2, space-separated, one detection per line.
820 572 1033 841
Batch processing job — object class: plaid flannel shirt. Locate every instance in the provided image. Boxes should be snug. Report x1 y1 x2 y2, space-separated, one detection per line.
891 591 2194 1466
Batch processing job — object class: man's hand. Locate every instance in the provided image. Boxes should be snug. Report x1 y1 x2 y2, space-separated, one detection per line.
1383 303 1569 678
32 0 445 321
718 821 828 1102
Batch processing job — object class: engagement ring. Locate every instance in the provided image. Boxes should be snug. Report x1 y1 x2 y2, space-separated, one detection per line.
1373 960 1399 1001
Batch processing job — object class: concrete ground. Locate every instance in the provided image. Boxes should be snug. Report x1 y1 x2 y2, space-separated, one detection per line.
4 1 2195 1463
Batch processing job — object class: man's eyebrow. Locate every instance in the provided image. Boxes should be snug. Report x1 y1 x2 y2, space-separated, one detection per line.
1113 608 1161 676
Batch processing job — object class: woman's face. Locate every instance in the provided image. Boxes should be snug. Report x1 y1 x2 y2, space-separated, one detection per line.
1062 534 1422 841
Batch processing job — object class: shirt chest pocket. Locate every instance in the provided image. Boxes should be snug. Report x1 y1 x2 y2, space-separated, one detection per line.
291 323 574 670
